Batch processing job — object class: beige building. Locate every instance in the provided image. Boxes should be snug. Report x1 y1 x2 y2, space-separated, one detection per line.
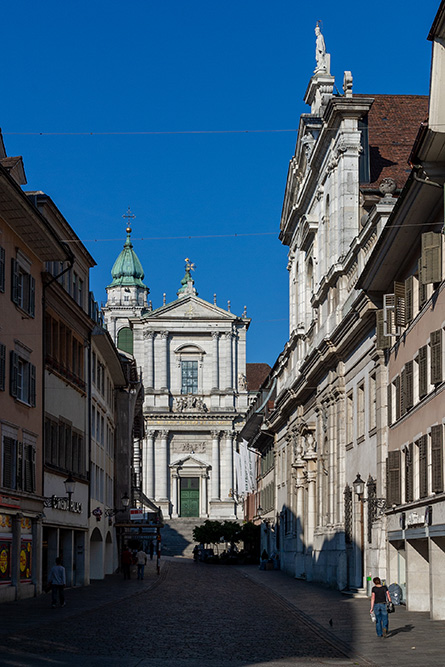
0 139 69 601
360 0 445 618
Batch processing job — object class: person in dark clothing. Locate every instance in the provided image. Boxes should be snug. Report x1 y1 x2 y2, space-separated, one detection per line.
149 540 154 560
370 576 392 637
48 557 66 608
121 546 133 579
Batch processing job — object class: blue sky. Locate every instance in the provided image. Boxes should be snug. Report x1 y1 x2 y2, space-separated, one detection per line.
1 1 436 365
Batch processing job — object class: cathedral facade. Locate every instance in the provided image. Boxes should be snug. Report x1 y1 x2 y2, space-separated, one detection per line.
103 226 250 520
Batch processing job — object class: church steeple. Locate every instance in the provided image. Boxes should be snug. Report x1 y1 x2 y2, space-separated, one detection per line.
105 209 149 311
177 258 198 298
108 209 148 290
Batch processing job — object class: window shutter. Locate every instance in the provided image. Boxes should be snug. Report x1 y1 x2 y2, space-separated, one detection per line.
376 310 390 350
9 351 18 398
405 443 413 503
419 345 428 398
395 376 401 421
405 275 414 322
58 422 66 469
418 266 428 307
387 382 392 426
405 360 414 411
394 281 406 327
0 343 5 391
431 425 443 494
2 437 15 488
17 441 23 490
430 329 442 385
11 258 19 305
418 434 428 498
0 246 5 292
30 364 36 407
29 276 35 317
421 232 443 284
401 368 406 416
387 450 401 506
383 294 396 336
24 444 33 492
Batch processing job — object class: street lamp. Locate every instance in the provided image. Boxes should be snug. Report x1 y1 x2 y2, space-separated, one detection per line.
105 492 131 517
44 473 77 512
353 473 365 499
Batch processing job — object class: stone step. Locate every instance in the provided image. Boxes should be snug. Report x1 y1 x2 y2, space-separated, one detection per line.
160 519 202 557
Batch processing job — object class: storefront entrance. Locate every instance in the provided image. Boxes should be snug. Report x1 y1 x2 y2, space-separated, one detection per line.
180 477 199 517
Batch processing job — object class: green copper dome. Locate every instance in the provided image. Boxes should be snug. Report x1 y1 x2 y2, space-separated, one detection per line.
107 226 148 289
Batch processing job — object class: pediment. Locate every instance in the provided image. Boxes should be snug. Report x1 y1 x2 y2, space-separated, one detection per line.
169 455 209 470
143 295 237 321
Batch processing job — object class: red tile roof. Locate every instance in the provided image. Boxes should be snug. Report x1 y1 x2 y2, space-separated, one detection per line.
246 363 271 391
357 94 429 191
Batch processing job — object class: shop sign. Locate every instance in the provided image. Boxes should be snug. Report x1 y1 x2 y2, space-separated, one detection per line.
406 510 427 528
130 508 144 521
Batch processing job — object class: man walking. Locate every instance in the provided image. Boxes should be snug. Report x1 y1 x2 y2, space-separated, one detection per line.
136 546 148 580
48 557 66 608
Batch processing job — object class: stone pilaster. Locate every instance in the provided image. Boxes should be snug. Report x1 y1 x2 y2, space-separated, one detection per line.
157 430 169 500
143 430 155 499
211 430 220 500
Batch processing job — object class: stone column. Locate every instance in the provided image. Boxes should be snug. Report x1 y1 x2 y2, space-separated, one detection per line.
159 331 169 390
224 332 232 389
211 431 220 500
11 513 22 593
143 430 155 499
224 430 234 499
305 466 317 581
157 430 169 500
172 474 179 517
212 332 219 389
144 331 155 388
32 515 43 593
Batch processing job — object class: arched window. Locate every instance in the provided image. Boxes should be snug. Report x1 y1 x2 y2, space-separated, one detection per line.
117 327 133 354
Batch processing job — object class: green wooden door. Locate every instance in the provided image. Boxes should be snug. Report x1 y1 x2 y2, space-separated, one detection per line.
180 478 199 517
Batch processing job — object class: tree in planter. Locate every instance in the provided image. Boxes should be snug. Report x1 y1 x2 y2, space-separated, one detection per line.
193 520 224 554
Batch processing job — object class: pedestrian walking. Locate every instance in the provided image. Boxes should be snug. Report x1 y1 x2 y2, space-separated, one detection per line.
136 546 148 580
121 546 133 580
370 577 392 638
149 540 154 561
48 557 66 608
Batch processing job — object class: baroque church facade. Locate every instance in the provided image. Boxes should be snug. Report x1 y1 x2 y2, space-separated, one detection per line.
102 225 250 520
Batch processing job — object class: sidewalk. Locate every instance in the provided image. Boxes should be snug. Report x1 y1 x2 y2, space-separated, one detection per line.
0 560 165 637
238 565 445 667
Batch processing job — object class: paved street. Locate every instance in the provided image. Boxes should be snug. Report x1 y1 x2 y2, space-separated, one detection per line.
0 557 444 666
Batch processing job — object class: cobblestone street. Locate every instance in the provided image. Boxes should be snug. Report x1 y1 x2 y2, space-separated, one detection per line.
0 558 359 667
2 557 445 667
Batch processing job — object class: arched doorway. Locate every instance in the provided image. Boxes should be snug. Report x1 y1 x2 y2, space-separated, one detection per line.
89 527 104 580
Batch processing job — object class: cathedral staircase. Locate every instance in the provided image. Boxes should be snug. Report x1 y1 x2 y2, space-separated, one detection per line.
160 518 202 558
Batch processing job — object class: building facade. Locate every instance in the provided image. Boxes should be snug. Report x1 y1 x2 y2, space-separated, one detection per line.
103 232 251 521
0 141 70 601
359 0 445 618
251 28 428 590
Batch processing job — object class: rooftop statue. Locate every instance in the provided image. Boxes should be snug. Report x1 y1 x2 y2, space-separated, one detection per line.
314 22 327 73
